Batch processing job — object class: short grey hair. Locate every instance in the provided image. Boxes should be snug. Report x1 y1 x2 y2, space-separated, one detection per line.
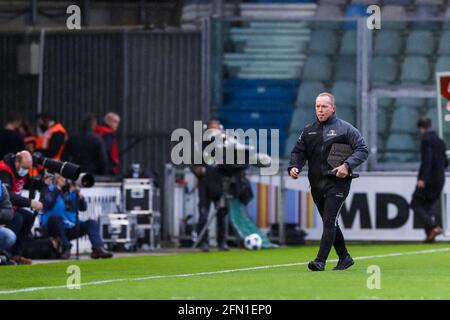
317 92 335 105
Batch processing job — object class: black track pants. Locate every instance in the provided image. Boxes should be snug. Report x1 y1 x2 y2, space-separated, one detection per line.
312 191 349 262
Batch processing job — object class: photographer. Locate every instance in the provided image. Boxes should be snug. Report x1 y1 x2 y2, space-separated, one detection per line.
0 181 16 260
40 173 113 259
0 151 43 264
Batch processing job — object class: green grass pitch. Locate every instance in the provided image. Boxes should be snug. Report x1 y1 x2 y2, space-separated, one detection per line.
0 243 449 299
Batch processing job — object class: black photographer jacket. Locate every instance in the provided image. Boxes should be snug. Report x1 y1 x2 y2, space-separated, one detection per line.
288 113 368 195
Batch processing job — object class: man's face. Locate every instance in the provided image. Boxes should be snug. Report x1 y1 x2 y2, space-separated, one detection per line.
315 96 336 123
15 151 33 173
107 116 120 132
419 127 426 137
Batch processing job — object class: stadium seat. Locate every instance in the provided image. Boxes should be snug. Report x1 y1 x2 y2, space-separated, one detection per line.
374 31 403 56
415 0 444 5
413 5 442 30
372 56 399 85
383 0 412 4
315 5 343 29
319 0 346 4
344 5 368 30
400 56 431 84
351 0 380 4
308 29 338 55
435 56 450 73
438 31 450 55
284 132 300 158
377 98 394 133
385 133 416 151
337 106 356 124
339 30 357 55
296 81 325 108
405 31 435 55
381 5 408 30
425 104 438 129
289 106 316 132
390 106 415 133
335 56 357 81
301 55 332 81
332 81 356 108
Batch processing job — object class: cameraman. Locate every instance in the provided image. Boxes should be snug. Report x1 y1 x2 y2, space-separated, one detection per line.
192 120 230 252
40 174 113 259
0 151 43 264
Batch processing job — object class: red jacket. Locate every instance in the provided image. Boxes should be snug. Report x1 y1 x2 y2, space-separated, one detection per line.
95 124 119 174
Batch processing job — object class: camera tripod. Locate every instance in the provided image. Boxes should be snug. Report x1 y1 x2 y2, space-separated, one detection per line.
192 175 237 249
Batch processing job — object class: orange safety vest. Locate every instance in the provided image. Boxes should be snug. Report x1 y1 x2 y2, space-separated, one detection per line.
36 123 68 160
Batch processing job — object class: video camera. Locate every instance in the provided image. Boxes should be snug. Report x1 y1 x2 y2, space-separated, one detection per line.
201 129 272 176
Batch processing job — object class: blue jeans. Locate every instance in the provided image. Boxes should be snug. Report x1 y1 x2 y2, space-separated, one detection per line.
0 227 16 251
43 215 104 250
5 208 36 256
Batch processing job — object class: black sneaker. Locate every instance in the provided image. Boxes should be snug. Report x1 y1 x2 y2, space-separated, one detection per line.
200 243 210 252
218 244 230 251
308 260 325 271
333 255 354 270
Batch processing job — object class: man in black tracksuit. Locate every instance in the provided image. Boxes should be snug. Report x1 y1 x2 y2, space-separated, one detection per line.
410 117 448 243
288 92 368 271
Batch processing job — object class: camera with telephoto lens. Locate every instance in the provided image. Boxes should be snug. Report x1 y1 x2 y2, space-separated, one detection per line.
32 152 81 181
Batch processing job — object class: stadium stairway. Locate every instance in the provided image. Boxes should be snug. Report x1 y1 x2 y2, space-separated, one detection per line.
219 2 317 156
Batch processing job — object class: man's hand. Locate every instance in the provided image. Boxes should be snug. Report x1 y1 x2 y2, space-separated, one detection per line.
31 199 43 211
332 164 349 178
417 179 425 189
289 167 299 179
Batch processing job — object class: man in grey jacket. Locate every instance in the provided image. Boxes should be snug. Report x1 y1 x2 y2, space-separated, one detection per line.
288 92 368 271
0 181 16 253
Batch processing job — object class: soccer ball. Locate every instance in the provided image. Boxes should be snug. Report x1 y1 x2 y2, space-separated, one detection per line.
244 233 263 250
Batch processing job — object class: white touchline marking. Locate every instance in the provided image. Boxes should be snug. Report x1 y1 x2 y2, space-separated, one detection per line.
0 247 449 295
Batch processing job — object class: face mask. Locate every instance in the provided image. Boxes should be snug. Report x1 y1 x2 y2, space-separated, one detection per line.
17 168 28 177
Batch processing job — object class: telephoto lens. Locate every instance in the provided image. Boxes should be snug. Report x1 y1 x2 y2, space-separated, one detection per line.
33 152 81 180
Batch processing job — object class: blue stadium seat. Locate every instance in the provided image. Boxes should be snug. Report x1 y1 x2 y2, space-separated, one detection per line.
435 56 450 73
340 30 357 55
438 31 450 55
415 0 444 5
296 81 325 108
301 55 332 81
289 106 316 132
400 56 431 84
344 5 369 30
413 5 442 30
405 31 435 55
374 31 403 56
351 0 380 4
372 56 399 85
377 98 394 134
332 81 356 108
335 56 357 81
308 29 338 55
